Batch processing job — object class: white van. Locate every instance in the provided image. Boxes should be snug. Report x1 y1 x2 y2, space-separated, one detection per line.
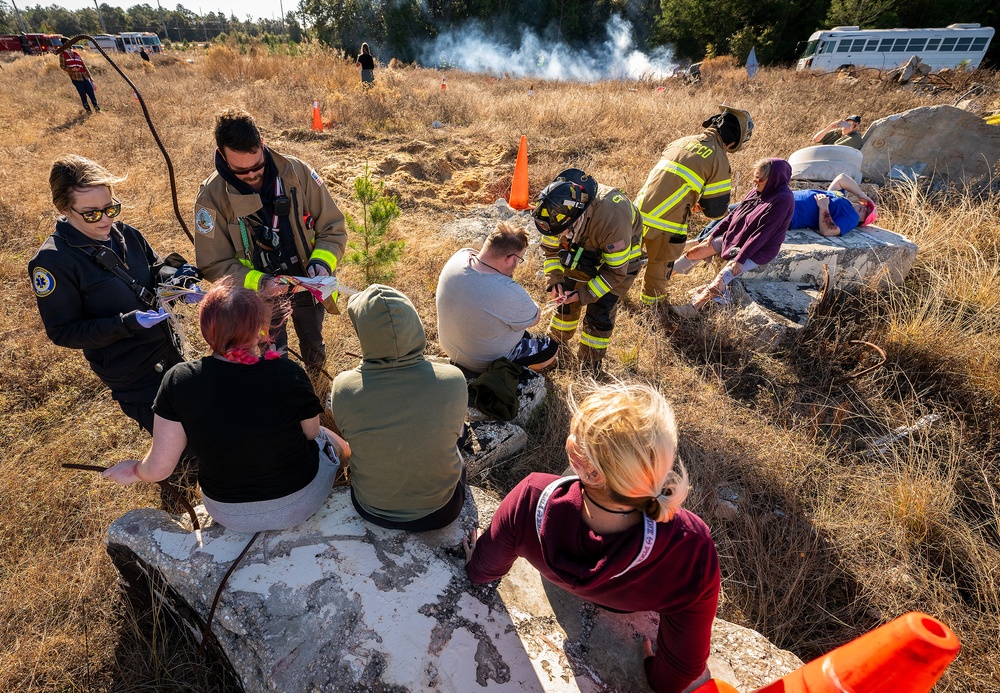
797 24 994 73
87 34 119 52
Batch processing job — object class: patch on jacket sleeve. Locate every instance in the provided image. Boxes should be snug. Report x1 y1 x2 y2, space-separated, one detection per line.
32 267 56 297
195 207 216 236
605 239 626 252
310 169 324 186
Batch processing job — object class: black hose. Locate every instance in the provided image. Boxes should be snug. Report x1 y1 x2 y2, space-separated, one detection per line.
56 35 193 244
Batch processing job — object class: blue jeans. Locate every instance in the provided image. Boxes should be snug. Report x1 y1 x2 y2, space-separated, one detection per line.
696 203 739 241
72 79 99 110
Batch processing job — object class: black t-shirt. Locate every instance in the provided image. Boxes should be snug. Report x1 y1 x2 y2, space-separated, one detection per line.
153 356 324 503
358 54 375 70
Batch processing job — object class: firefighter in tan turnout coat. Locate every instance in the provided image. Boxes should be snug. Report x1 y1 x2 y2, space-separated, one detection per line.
635 105 754 305
534 168 643 368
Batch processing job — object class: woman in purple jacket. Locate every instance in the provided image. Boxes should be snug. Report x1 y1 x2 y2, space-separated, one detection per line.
464 382 720 693
672 158 794 316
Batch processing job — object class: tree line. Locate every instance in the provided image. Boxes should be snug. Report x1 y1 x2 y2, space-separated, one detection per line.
2 0 996 66
0 2 304 44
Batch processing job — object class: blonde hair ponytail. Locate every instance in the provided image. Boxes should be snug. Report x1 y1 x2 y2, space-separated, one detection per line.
569 381 689 523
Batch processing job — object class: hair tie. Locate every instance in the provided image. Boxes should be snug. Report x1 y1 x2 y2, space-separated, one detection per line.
222 348 260 365
263 349 281 361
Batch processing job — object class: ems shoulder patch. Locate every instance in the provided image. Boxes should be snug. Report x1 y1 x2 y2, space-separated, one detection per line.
195 207 216 235
310 169 324 186
32 267 56 297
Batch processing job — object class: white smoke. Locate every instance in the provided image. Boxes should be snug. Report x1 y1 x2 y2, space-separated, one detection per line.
420 15 677 81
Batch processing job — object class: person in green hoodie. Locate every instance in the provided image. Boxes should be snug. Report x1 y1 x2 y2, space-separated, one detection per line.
330 285 469 531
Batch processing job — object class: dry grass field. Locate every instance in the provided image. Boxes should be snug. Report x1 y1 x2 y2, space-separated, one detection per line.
1 46 999 691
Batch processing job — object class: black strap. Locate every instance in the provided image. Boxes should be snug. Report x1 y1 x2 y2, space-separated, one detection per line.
56 228 157 307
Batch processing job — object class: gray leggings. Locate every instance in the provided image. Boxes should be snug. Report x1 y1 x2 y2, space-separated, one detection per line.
202 448 338 533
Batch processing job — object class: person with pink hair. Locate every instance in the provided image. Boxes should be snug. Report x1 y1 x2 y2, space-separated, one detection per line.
104 277 348 532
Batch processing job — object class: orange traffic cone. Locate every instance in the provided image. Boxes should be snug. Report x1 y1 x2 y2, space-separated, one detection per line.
754 612 959 693
441 74 447 91
690 681 739 693
311 100 323 132
508 135 530 210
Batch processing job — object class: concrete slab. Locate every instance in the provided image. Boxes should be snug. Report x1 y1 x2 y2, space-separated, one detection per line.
106 487 802 692
743 226 917 287
732 281 822 350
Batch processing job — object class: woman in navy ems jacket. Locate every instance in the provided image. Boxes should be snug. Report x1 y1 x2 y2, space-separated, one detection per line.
28 155 182 433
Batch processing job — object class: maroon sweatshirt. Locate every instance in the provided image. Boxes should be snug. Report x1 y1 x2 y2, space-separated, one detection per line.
466 473 720 692
709 157 794 267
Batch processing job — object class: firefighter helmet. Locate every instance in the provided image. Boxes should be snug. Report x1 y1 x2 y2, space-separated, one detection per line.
554 168 598 203
532 178 590 235
718 105 753 152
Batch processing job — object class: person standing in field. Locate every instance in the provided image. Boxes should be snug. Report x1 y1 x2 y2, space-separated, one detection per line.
193 108 347 372
59 39 100 114
357 43 376 86
633 105 753 306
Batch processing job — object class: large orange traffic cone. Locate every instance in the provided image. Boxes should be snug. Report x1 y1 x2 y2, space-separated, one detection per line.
311 100 323 132
754 612 959 693
690 681 739 693
508 135 530 210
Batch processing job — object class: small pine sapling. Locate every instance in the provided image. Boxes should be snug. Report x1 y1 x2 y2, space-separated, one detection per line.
344 166 404 286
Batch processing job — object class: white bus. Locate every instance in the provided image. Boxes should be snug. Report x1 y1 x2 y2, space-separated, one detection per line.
797 24 994 72
118 32 163 54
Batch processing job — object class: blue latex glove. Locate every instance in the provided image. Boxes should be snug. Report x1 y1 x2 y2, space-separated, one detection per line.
183 286 205 304
135 308 170 328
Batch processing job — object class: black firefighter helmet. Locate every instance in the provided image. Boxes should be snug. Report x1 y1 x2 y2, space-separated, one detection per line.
703 105 754 152
532 168 597 234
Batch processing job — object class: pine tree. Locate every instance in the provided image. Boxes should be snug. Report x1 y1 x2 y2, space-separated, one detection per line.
344 166 404 286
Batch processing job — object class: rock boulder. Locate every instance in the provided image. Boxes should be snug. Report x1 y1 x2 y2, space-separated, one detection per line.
107 487 802 692
860 105 1000 185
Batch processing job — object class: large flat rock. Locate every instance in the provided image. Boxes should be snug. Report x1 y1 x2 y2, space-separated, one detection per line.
743 227 917 288
106 487 801 692
860 105 1000 185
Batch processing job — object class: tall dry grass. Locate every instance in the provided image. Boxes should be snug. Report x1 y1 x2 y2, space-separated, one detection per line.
0 47 998 690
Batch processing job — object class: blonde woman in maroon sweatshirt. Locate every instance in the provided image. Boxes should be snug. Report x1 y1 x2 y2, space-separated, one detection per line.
464 382 720 693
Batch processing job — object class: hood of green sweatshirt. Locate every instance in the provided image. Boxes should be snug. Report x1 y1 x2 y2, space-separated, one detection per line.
347 284 426 369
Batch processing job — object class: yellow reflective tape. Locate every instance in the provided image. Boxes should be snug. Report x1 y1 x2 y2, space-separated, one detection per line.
550 316 579 331
703 179 732 195
543 258 563 272
662 160 706 189
580 332 610 349
641 215 688 235
587 275 612 298
628 246 643 261
309 248 339 272
540 235 560 247
647 184 692 220
540 208 549 218
243 269 266 291
641 293 666 304
602 247 631 266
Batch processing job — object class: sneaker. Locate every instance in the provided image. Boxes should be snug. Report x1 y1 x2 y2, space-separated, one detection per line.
671 303 700 318
83 107 92 114
94 105 101 112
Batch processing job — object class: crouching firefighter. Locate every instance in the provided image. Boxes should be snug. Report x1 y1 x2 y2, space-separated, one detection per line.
534 168 643 369
634 105 753 305
193 108 347 370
